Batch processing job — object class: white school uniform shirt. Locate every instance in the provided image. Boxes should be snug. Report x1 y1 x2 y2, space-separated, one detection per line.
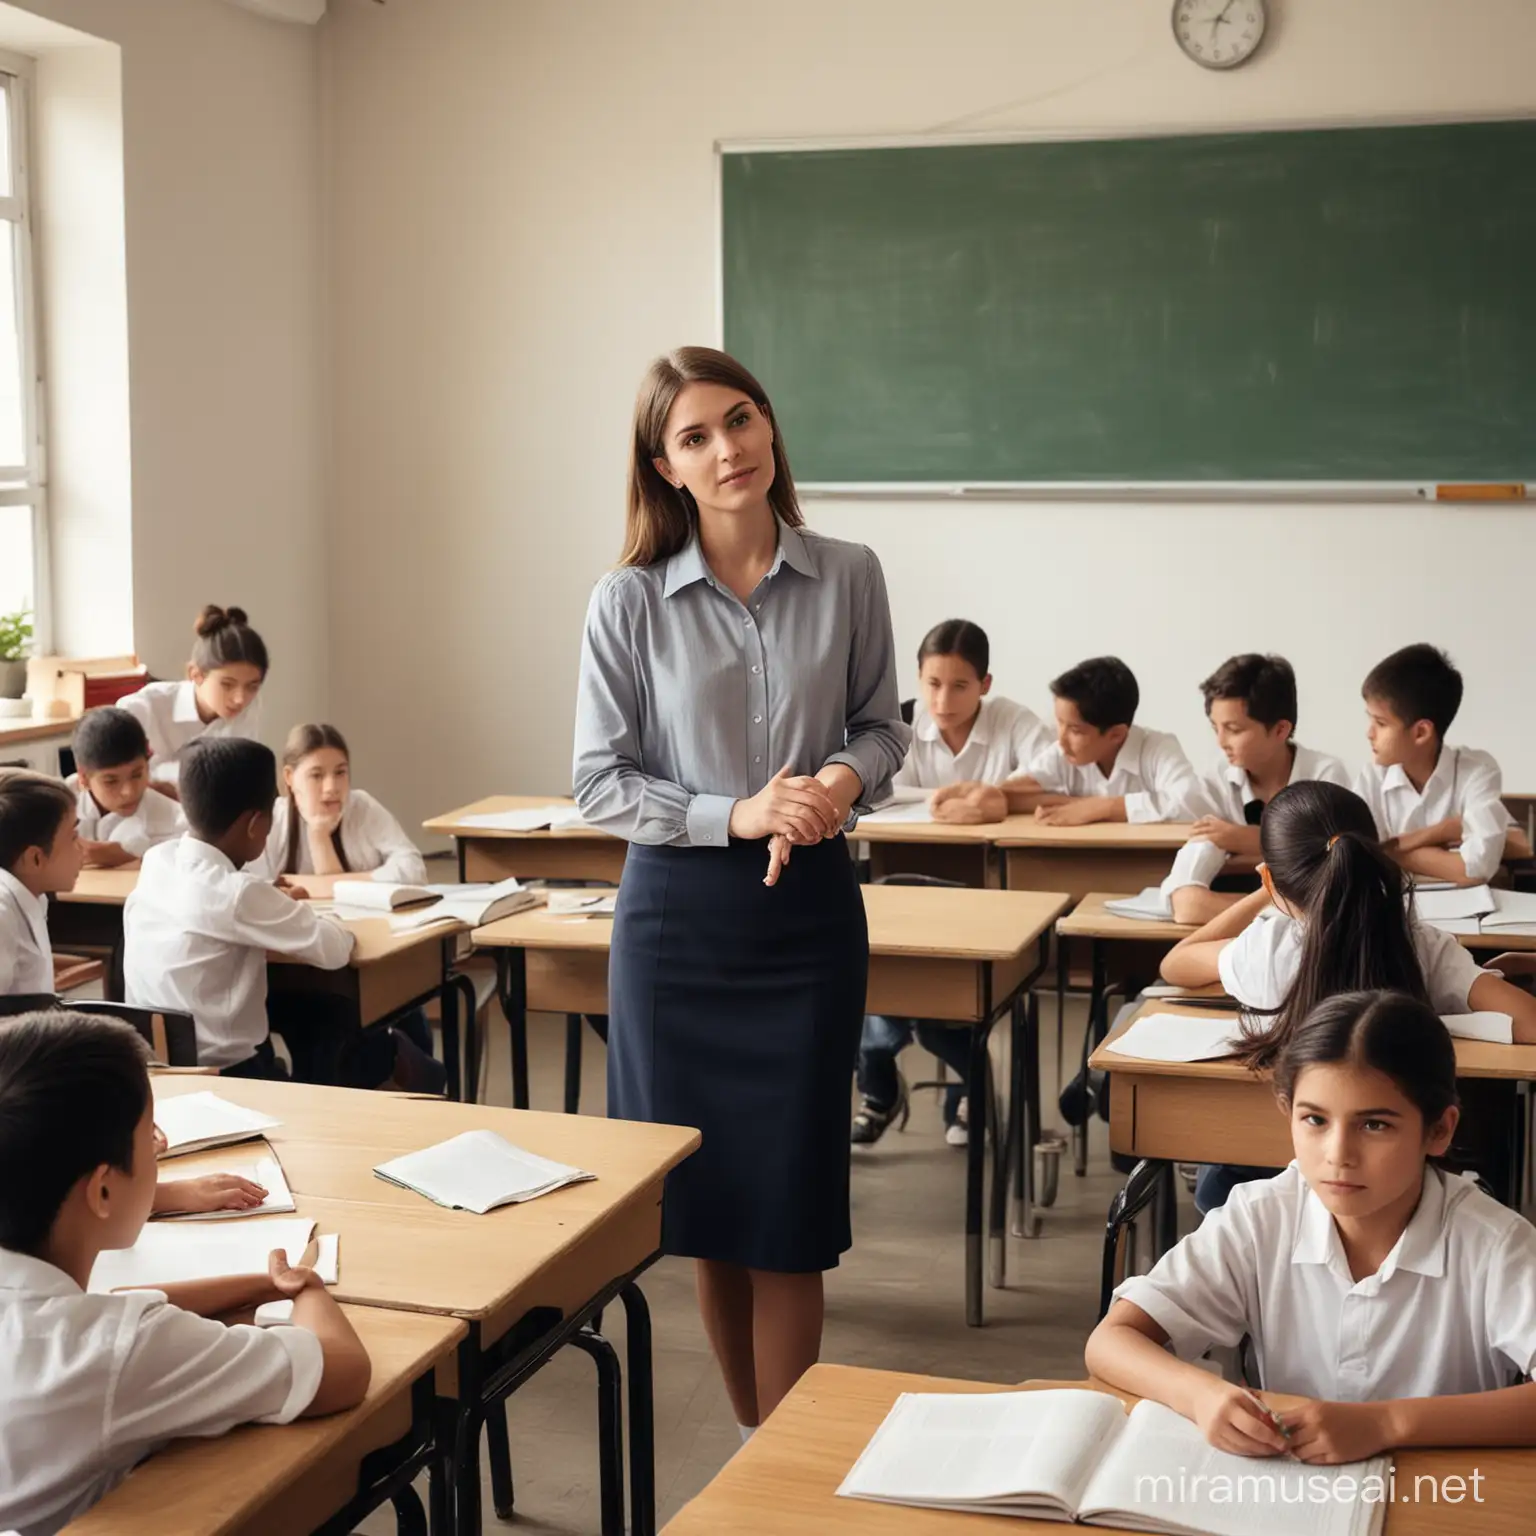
1218 906 1486 1018
1162 744 1352 895
123 838 354 1069
1026 725 1206 824
1115 1162 1536 1401
0 1246 322 1536
1353 745 1515 884
73 785 183 859
117 680 262 786
248 790 428 885
0 869 51 996
890 695 1050 793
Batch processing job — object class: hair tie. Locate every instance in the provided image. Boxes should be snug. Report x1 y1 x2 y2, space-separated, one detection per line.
1326 834 1342 851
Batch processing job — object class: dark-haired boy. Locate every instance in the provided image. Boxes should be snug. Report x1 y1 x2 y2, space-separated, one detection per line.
0 1010 369 1536
1355 643 1529 887
72 707 182 870
1163 654 1350 924
0 771 83 996
1000 655 1205 827
124 738 443 1092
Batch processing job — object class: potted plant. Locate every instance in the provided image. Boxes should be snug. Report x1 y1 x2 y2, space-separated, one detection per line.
0 608 33 699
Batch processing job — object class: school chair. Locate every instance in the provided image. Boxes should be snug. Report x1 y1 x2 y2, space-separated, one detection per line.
0 994 199 1065
1098 1158 1179 1319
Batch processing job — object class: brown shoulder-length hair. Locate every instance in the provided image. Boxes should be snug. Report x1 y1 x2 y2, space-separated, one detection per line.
621 346 804 567
281 722 351 876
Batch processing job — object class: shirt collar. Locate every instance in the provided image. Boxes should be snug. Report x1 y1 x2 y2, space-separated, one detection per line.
171 679 203 725
915 698 995 748
1292 1166 1449 1283
0 1246 80 1297
662 518 817 598
1381 748 1452 798
180 838 237 875
0 865 46 924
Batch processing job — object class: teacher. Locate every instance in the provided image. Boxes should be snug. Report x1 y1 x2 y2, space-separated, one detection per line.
572 346 909 1433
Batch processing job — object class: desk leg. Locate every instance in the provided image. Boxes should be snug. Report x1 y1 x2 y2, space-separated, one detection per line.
450 972 481 1105
620 1282 656 1536
572 1328 626 1536
496 949 530 1109
1073 940 1110 1179
1011 993 1043 1240
965 1016 990 1326
1054 935 1068 1096
439 970 463 1103
565 1013 584 1114
456 838 467 884
453 1333 485 1536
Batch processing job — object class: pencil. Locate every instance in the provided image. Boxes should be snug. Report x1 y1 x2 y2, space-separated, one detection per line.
1240 1386 1291 1440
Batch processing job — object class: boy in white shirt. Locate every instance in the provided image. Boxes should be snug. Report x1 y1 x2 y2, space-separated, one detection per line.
0 773 83 998
71 709 182 870
1002 656 1205 826
123 738 444 1092
0 1009 369 1536
1163 654 1350 923
1355 643 1529 887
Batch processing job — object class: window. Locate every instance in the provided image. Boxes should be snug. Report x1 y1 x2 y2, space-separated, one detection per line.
0 54 43 639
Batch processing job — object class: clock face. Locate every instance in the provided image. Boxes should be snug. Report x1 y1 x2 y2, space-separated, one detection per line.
1172 0 1267 70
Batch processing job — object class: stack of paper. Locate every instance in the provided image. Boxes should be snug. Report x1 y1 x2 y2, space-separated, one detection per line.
1442 1011 1514 1044
1480 891 1536 934
89 1217 315 1293
545 890 618 917
1104 888 1175 921
457 805 588 832
390 877 542 931
330 880 439 911
157 1150 296 1221
374 1129 595 1213
857 801 935 826
1101 1013 1247 1063
1412 885 1496 925
155 1092 283 1159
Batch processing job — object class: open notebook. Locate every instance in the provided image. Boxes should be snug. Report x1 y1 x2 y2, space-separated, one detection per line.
89 1217 316 1293
389 877 542 931
330 879 439 911
374 1129 594 1213
1105 1009 1515 1062
156 1148 296 1221
839 1389 1387 1536
154 1092 283 1159
545 890 618 917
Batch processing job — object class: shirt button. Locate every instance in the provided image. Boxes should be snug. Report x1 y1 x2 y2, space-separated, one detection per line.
754 756 762 764
751 665 762 674
753 715 763 724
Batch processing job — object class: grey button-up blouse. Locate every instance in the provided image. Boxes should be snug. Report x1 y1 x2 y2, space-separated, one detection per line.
572 522 911 847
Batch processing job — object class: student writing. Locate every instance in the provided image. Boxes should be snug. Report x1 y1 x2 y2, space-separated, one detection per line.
71 708 182 870
1086 990 1536 1465
1001 656 1205 826
0 1010 369 1536
0 773 84 998
1162 655 1349 925
248 723 428 885
118 606 267 800
1354 643 1530 887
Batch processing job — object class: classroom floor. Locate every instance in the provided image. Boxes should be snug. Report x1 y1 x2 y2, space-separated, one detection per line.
357 994 1172 1534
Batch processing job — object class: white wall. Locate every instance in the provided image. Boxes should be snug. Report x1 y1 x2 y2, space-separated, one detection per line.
12 0 326 740
321 0 1536 838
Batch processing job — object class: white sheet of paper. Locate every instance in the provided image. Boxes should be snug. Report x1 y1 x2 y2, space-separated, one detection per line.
1101 1013 1246 1063
158 1152 295 1221
457 805 585 832
1412 884 1496 922
154 1092 283 1158
89 1217 315 1293
314 1232 339 1284
1103 888 1175 921
374 1129 594 1214
545 890 618 916
857 801 936 825
1441 1011 1514 1044
1481 890 1536 929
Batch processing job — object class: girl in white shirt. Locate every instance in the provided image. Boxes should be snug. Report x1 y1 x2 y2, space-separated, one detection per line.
1087 990 1536 1465
854 621 1042 1146
119 606 267 797
252 724 427 885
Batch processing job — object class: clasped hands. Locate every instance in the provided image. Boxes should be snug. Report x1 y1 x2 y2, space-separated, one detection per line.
729 764 859 887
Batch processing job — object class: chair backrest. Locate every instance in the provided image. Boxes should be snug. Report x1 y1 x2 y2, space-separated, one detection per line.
873 873 966 890
0 994 62 1019
68 1002 200 1067
900 696 916 726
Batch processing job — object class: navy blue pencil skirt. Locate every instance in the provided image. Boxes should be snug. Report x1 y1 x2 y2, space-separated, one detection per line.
607 834 868 1273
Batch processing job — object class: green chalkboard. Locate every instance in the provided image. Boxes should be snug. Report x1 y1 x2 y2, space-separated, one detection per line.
720 120 1536 484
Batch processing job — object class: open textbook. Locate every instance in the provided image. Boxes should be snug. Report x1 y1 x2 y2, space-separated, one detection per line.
374 1129 594 1213
388 877 542 931
156 1149 296 1221
1105 1009 1515 1062
838 1389 1387 1536
330 879 439 911
154 1092 282 1158
1414 887 1536 937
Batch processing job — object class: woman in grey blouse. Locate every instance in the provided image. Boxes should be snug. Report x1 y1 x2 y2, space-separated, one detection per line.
573 346 908 1434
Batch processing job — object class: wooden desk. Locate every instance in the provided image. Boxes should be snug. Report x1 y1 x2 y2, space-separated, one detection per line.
663 1364 1536 1535
50 867 141 995
856 813 1039 888
999 822 1192 901
424 793 625 884
154 1076 700 1536
63 1307 465 1536
474 885 1070 1326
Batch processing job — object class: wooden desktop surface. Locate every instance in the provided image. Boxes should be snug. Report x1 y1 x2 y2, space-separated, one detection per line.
1056 891 1194 944
997 822 1195 852
56 867 140 904
0 712 77 747
853 813 1035 846
423 794 612 841
662 1365 1528 1535
152 1078 700 1332
61 1305 465 1536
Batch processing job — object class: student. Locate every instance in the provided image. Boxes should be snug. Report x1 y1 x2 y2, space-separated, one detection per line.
249 724 427 885
1162 655 1349 924
1001 656 1205 826
118 606 267 799
1086 990 1536 1464
71 708 183 869
853 620 1044 1147
0 772 83 997
1354 643 1528 887
123 738 443 1093
0 1009 369 1536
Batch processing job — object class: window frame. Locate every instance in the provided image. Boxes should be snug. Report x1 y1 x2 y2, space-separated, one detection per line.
0 47 48 653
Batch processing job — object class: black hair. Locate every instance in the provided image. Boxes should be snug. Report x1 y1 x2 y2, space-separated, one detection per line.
917 618 990 680
281 723 353 876
190 604 269 678
179 737 277 840
1200 653 1298 733
0 770 75 872
1362 643 1462 740
73 707 151 775
1237 781 1426 1070
1273 990 1459 1133
1049 655 1138 731
0 1010 151 1254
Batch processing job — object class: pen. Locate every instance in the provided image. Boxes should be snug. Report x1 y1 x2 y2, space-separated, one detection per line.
1240 1387 1291 1441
